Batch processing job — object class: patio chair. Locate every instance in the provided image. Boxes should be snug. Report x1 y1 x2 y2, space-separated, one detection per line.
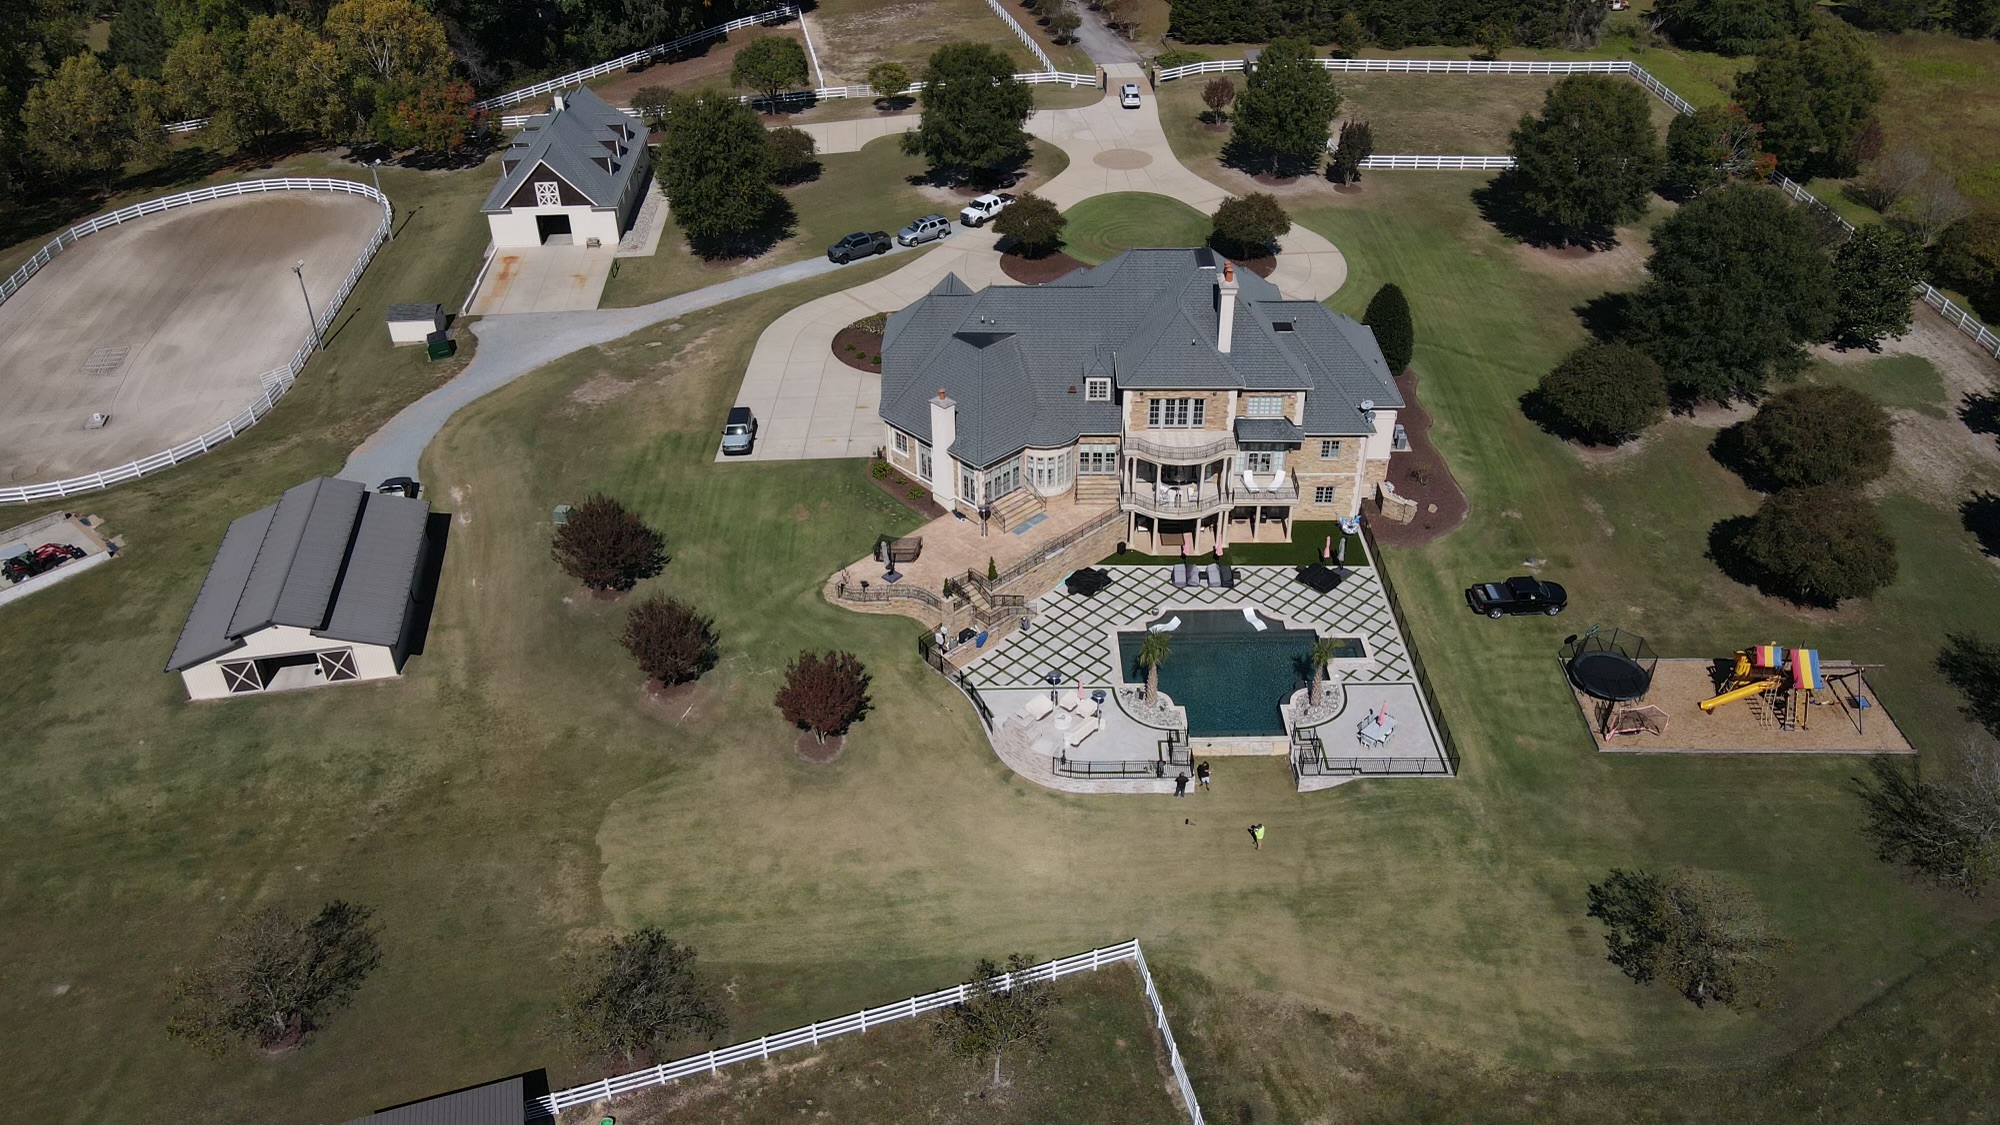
1066 716 1101 747
1171 563 1196 587
1020 695 1055 721
1268 468 1288 493
1148 615 1181 633
1059 692 1083 713
1240 470 1260 493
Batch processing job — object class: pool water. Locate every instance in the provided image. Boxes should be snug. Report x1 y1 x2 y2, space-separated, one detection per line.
1118 610 1354 737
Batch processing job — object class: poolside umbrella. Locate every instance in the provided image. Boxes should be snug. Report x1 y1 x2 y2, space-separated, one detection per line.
1337 537 1347 565
1322 535 1332 560
1179 538 1188 559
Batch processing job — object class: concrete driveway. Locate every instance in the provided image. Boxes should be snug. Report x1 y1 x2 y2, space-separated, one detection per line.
467 242 616 315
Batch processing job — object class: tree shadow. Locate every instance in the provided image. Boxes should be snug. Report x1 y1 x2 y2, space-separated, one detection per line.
1572 290 1641 345
0 146 231 250
1708 421 1776 492
1961 391 2000 440
1706 514 1773 597
772 159 822 186
685 196 798 261
1219 137 1317 180
1519 386 1587 444
1472 170 1618 250
1965 492 2000 558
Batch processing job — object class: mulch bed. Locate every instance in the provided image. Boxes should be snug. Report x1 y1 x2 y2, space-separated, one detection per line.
1251 171 1303 187
1001 250 1089 284
1367 368 1469 548
795 732 845 763
868 459 948 520
833 325 883 372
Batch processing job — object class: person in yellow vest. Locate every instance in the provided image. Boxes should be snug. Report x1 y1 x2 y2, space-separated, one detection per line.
1250 823 1265 850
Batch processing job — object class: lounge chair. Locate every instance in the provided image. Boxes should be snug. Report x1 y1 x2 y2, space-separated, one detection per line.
1240 470 1260 493
1207 563 1224 587
1148 615 1181 633
1268 468 1288 493
1066 716 1101 747
1242 606 1267 631
1020 695 1054 721
1171 563 1197 587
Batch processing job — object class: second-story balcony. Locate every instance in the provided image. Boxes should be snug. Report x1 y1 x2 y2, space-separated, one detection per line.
1122 477 1300 517
1122 431 1238 463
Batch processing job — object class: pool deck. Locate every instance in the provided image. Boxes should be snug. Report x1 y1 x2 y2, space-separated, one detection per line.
960 564 1450 791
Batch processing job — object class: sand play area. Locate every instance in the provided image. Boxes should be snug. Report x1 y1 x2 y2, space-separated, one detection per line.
1569 658 1915 755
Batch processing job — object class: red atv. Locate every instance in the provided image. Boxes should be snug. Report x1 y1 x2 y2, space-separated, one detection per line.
3 543 86 585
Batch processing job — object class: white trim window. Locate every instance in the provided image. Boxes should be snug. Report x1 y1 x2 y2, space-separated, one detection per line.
1319 439 1342 460
1026 449 1072 494
533 180 561 207
1314 485 1337 505
1245 395 1284 417
1085 377 1112 401
918 442 932 479
1077 443 1117 474
1147 397 1206 428
893 431 909 455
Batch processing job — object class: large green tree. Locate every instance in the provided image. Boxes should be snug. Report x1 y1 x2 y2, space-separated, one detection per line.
1586 868 1785 1010
730 34 809 110
20 52 143 185
1734 384 1895 490
555 928 726 1064
166 901 383 1057
1734 19 1883 177
992 192 1066 257
1853 747 2000 897
1736 486 1900 605
1225 37 1340 177
1630 183 1834 402
1534 343 1668 445
1932 213 2000 323
1208 192 1291 258
1830 223 1925 348
660 90 783 253
1654 0 1812 54
1506 74 1661 246
899 42 1032 178
931 954 1063 1087
1661 102 1770 197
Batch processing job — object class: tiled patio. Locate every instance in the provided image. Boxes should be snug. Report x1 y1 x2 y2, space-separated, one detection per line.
835 494 1115 597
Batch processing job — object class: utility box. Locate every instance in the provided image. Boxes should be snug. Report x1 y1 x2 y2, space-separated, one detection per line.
388 303 446 346
425 330 456 361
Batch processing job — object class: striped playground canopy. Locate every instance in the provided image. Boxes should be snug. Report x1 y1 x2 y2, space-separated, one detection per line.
1752 644 1786 669
1792 648 1823 691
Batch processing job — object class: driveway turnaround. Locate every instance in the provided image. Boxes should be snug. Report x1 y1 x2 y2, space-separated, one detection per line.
466 242 617 315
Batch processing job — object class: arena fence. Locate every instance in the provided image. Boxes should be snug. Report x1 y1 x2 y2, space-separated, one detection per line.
526 939 1205 1124
0 178 394 506
475 6 801 109
982 0 1054 71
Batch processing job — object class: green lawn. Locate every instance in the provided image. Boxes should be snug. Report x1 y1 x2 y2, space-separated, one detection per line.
1060 192 1211 264
1810 353 1951 419
811 0 1044 84
1870 31 2000 207
601 136 1068 308
562 963 1183 1124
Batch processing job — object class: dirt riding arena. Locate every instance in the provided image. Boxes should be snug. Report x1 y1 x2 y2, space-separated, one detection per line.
0 192 384 486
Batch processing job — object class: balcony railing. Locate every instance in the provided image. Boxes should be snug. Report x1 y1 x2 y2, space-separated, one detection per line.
1122 479 1300 516
1122 433 1238 463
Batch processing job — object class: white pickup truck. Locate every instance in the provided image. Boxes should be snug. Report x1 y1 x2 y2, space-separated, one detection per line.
958 192 1015 227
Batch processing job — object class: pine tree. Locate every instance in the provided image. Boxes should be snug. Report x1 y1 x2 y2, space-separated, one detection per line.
1363 283 1414 375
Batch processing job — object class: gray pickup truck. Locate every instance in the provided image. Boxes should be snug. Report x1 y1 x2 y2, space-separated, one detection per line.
827 231 892 263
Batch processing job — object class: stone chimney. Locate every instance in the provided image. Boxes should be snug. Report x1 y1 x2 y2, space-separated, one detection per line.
1216 261 1238 354
929 388 957 513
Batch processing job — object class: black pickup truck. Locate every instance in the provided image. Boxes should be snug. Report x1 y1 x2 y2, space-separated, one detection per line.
1464 576 1567 618
827 231 892 263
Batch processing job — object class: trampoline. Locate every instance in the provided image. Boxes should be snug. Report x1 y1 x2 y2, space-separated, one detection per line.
1563 628 1658 702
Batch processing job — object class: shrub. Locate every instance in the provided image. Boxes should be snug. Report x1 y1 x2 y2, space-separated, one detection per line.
775 650 872 743
551 494 668 591
554 928 725 1065
1047 4 1081 41
1735 384 1894 489
908 485 927 500
1153 49 1210 69
1200 76 1235 122
629 84 675 128
1208 192 1291 258
1830 223 1924 347
166 901 381 1057
1363 282 1413 374
621 595 720 687
871 461 891 479
1534 343 1668 445
992 192 1066 257
1932 213 2000 323
1586 868 1784 1010
1734 486 1899 605
767 124 819 184
868 61 911 102
1328 118 1372 184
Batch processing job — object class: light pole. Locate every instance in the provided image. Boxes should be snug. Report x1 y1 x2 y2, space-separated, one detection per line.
293 260 320 351
369 159 391 240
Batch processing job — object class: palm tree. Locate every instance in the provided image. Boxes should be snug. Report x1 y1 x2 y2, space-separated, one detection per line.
1308 637 1341 708
1137 633 1171 701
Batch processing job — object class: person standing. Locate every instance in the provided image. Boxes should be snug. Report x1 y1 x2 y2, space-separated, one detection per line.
1250 823 1265 850
1196 761 1211 791
1174 771 1189 797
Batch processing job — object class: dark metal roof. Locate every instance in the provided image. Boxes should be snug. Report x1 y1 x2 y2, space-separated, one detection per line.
482 85 644 213
880 250 1402 465
341 1076 525 1125
387 303 443 322
1234 417 1305 443
165 478 432 672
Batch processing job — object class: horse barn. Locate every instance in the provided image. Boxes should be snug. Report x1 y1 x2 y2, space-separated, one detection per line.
166 477 433 701
481 84 651 249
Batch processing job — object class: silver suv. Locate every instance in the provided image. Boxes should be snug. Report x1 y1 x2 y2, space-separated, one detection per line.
897 214 952 246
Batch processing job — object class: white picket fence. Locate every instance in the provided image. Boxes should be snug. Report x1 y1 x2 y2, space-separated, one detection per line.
983 0 1055 71
474 6 801 110
0 178 394 506
526 939 1204 1125
1357 154 1515 170
496 69 1098 129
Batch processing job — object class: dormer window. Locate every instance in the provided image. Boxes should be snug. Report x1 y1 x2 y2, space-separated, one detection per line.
1245 395 1283 417
1084 377 1111 402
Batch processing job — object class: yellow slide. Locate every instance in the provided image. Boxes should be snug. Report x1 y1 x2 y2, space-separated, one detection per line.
1700 677 1777 713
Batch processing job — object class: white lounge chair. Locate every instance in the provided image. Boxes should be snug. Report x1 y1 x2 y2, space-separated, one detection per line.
1066 716 1101 747
1242 606 1267 631
1148 615 1181 633
1020 695 1054 721
1240 470 1260 493
1268 468 1288 493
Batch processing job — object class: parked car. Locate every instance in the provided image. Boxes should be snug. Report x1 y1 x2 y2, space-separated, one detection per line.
720 406 758 455
827 231 891 263
3 543 85 585
958 192 1015 227
1464 576 1567 618
896 214 952 246
377 477 421 498
1120 82 1142 108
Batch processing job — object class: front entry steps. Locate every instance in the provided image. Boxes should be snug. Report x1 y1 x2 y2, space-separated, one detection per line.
989 489 1047 533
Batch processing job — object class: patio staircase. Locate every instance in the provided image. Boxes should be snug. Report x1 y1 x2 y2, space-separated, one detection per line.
989 488 1046 533
1073 476 1119 505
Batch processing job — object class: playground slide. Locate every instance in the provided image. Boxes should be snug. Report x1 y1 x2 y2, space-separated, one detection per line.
1699 678 1777 713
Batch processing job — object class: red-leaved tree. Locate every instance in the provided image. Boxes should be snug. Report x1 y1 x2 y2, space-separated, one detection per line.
774 650 871 744
552 494 668 591
621 596 720 686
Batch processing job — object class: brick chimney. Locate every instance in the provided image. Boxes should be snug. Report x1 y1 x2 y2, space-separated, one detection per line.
929 388 957 513
1216 261 1238 354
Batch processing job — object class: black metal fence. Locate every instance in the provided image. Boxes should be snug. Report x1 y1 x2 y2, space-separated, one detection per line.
1355 521 1463 775
921 640 994 730
1295 753 1455 777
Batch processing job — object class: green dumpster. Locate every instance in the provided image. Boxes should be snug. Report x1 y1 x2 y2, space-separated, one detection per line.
425 329 456 360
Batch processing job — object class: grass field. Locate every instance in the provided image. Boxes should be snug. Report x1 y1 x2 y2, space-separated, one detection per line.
811 0 1044 84
560 963 1183 1124
1060 191 1210 262
1869 31 2000 207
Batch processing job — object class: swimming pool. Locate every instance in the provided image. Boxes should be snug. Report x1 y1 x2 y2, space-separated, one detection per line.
1117 610 1360 737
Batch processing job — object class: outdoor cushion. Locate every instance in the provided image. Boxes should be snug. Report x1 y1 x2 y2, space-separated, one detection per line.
1021 695 1055 721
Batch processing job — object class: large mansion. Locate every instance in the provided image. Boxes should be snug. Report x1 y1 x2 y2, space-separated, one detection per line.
879 249 1405 549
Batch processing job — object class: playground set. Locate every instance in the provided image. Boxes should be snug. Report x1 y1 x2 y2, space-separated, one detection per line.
1561 628 1913 755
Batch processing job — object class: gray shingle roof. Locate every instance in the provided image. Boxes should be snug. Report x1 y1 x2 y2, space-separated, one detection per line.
881 250 1402 466
166 478 432 672
340 1076 525 1125
482 85 643 213
387 303 443 323
1235 417 1305 442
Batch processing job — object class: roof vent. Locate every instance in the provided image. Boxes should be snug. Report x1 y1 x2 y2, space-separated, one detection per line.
1273 320 1295 332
